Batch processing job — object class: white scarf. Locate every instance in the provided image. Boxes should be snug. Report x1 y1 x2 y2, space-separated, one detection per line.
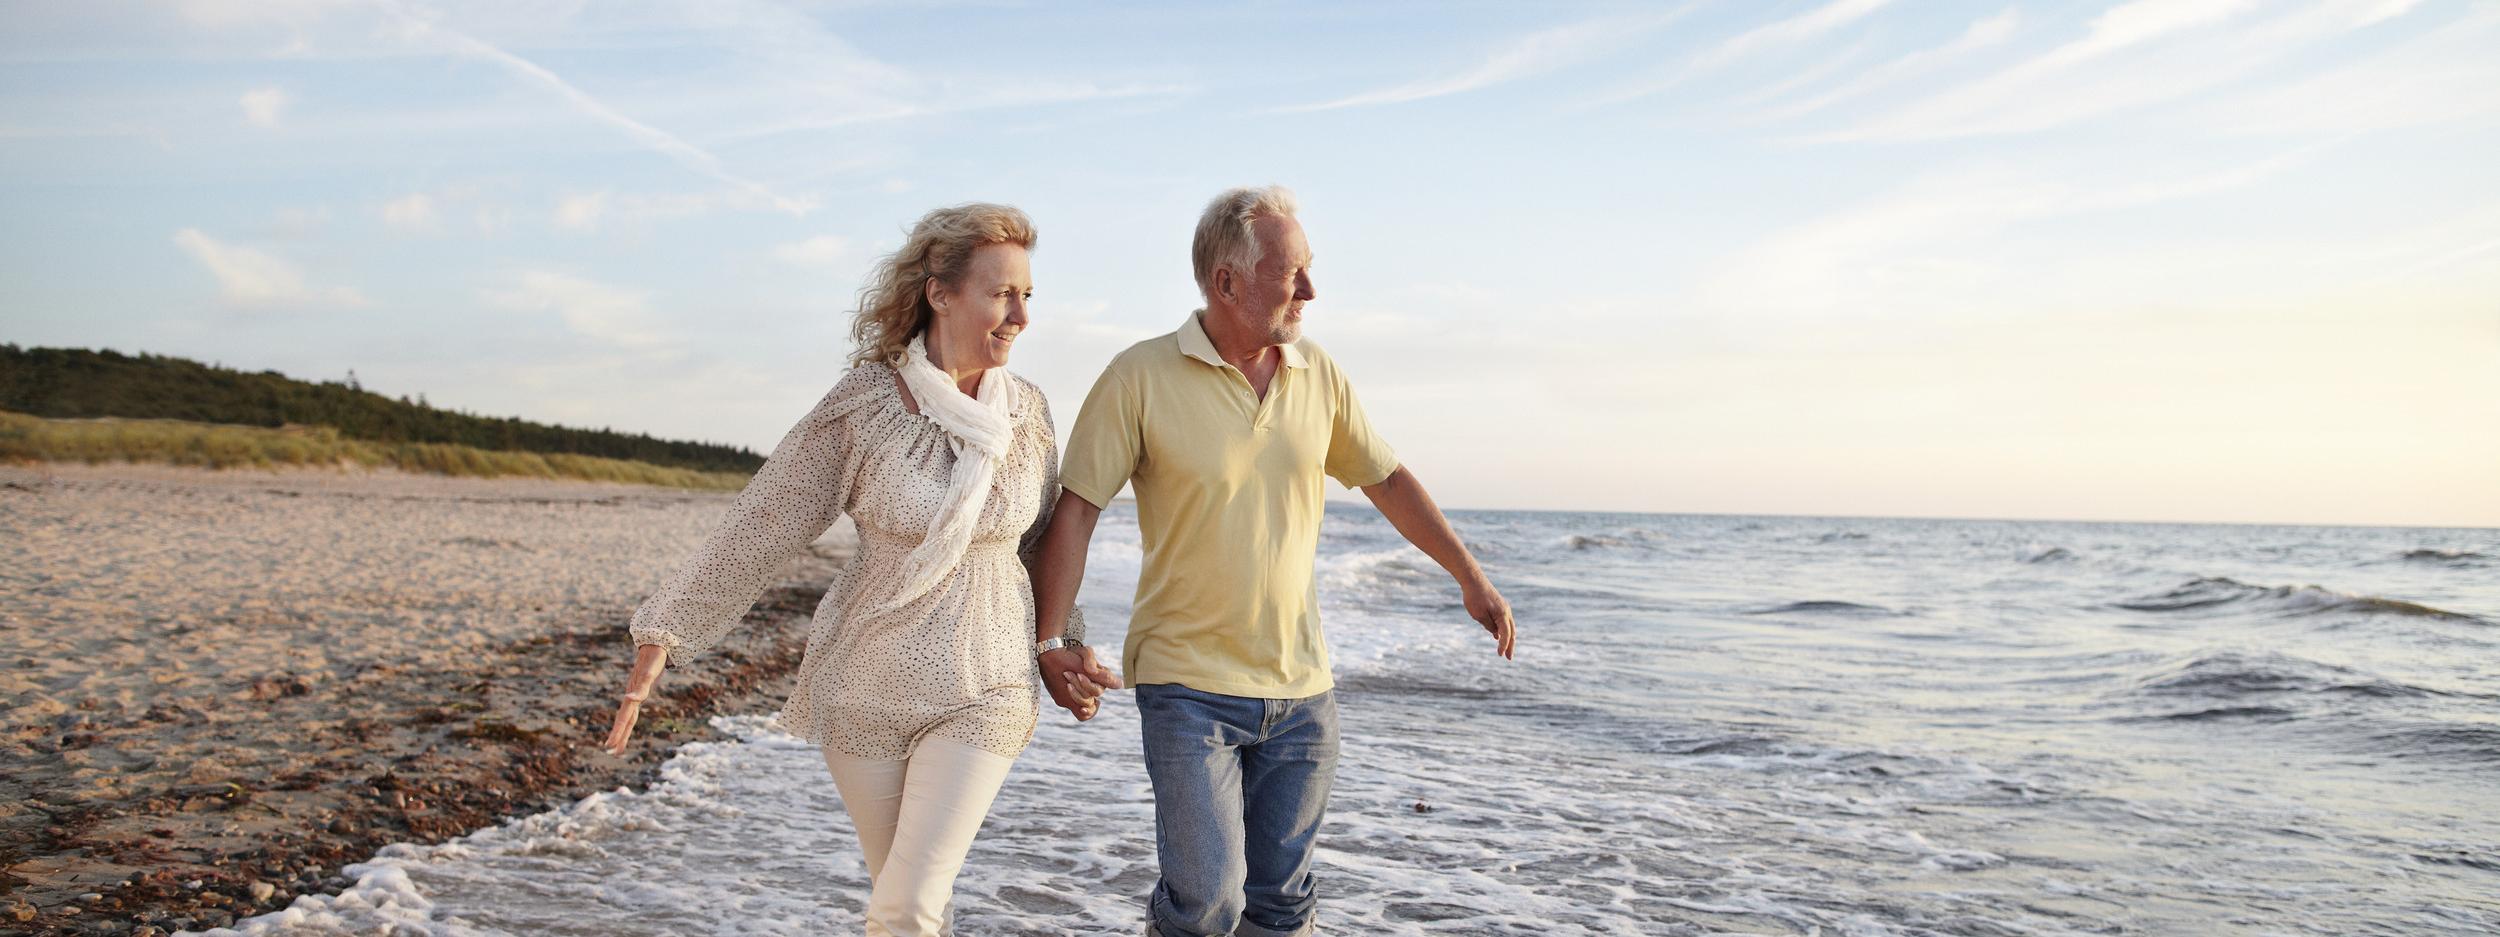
887 333 1020 610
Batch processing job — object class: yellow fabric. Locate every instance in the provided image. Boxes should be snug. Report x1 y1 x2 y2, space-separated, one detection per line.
1060 311 1398 699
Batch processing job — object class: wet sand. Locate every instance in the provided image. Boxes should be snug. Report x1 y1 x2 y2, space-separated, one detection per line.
0 463 850 936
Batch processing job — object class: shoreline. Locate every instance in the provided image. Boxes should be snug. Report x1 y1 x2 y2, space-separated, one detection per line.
0 464 849 936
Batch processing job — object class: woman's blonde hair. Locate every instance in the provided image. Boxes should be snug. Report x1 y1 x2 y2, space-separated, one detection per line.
849 203 1037 368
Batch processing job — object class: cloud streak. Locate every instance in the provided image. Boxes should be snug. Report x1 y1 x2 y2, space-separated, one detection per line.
172 228 366 308
1699 146 2321 320
373 1 815 215
772 236 852 268
1281 10 1689 112
1754 8 2018 122
239 86 287 127
380 193 435 232
486 271 668 349
1597 0 1898 105
1822 0 2416 142
2212 3 2497 134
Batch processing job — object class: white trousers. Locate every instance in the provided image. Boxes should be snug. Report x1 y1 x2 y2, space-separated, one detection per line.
822 736 1018 937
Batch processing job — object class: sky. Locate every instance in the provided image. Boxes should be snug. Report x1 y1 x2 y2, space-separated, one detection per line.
2 0 2494 527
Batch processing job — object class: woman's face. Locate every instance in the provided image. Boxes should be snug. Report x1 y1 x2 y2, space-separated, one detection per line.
927 242 1032 373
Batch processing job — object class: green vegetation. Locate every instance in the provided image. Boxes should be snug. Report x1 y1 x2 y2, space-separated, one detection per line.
0 345 764 473
0 411 748 490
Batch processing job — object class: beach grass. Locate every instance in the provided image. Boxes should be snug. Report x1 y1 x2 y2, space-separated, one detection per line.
0 410 749 490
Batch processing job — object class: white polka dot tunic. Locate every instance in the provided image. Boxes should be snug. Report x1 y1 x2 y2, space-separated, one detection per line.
628 362 1081 760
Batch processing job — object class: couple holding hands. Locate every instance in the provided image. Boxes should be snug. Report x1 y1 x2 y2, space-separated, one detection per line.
601 186 1515 937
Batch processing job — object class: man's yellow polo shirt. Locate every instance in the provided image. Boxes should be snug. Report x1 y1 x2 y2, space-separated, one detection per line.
1060 311 1398 699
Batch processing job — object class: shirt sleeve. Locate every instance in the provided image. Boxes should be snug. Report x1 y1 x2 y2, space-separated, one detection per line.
1015 385 1085 643
1058 360 1143 510
1324 363 1399 489
628 381 865 665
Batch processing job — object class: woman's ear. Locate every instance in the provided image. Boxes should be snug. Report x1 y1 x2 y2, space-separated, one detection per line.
923 275 948 316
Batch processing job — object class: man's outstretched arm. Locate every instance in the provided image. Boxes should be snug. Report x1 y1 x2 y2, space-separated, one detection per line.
1358 465 1515 659
1033 489 1122 718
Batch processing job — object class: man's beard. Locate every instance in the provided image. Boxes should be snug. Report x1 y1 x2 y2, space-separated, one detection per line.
1267 315 1301 345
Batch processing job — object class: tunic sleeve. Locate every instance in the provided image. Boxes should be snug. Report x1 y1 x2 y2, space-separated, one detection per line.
628 376 875 664
1016 383 1085 643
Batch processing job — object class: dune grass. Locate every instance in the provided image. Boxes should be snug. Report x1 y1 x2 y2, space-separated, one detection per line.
0 411 749 491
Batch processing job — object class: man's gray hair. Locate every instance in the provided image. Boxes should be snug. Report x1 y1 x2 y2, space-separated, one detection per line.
1191 185 1299 299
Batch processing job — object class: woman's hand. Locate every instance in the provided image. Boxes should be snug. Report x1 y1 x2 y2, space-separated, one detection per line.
602 644 669 755
1040 645 1122 722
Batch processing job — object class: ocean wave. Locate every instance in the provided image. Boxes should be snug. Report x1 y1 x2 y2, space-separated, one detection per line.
2399 548 2493 567
1554 528 1661 551
2411 848 2500 873
1656 734 1789 757
2023 546 2077 564
1745 600 1904 617
2134 652 2456 702
1316 548 1438 598
2136 705 2299 722
2114 576 2484 622
2371 724 2500 765
1561 533 1631 551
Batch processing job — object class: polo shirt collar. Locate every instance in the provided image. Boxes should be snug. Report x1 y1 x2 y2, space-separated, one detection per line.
1180 310 1309 370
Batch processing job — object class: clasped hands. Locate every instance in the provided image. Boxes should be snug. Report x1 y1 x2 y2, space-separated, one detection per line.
1040 645 1122 721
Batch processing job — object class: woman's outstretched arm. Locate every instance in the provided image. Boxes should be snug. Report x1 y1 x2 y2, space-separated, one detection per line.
603 380 869 753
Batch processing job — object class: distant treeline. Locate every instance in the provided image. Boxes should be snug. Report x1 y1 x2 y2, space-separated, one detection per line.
0 345 764 474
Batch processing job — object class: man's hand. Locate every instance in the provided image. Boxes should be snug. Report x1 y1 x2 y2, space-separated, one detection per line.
1040 645 1123 721
1359 466 1516 662
1463 578 1516 660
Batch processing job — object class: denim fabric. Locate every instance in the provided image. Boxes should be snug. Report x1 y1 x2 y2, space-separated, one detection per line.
1136 683 1340 937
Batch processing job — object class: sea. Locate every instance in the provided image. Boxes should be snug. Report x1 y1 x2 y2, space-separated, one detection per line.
201 505 2499 936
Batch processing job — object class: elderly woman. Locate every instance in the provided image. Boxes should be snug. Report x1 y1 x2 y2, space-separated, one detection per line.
600 202 1120 936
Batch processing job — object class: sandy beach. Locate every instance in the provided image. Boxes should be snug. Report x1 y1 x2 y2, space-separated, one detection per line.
0 463 851 936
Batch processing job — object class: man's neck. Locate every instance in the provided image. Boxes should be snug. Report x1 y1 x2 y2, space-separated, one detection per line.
1199 308 1279 372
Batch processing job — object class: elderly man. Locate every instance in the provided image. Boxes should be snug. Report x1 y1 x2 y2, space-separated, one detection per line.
1028 185 1516 937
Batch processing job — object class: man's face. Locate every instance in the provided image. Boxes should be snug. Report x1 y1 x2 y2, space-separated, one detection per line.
1228 213 1316 346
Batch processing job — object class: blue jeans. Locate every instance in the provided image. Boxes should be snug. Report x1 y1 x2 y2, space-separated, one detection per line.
1136 683 1340 937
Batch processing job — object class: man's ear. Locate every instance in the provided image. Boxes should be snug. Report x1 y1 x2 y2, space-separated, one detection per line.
1211 265 1234 304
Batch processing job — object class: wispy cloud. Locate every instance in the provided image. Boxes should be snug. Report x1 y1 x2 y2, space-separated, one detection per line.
1705 0 1900 70
172 228 366 308
2037 0 2258 69
472 205 514 235
549 190 726 234
1281 10 1688 112
174 0 345 29
772 235 852 268
266 206 331 239
380 193 436 232
1754 8 2019 122
1598 0 1897 105
486 271 667 348
2213 3 2498 134
1824 0 2413 142
554 192 606 232
239 86 287 127
372 1 815 215
1700 147 2319 319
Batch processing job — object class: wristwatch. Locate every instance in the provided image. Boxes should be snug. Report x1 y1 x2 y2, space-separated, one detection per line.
1034 636 1085 657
